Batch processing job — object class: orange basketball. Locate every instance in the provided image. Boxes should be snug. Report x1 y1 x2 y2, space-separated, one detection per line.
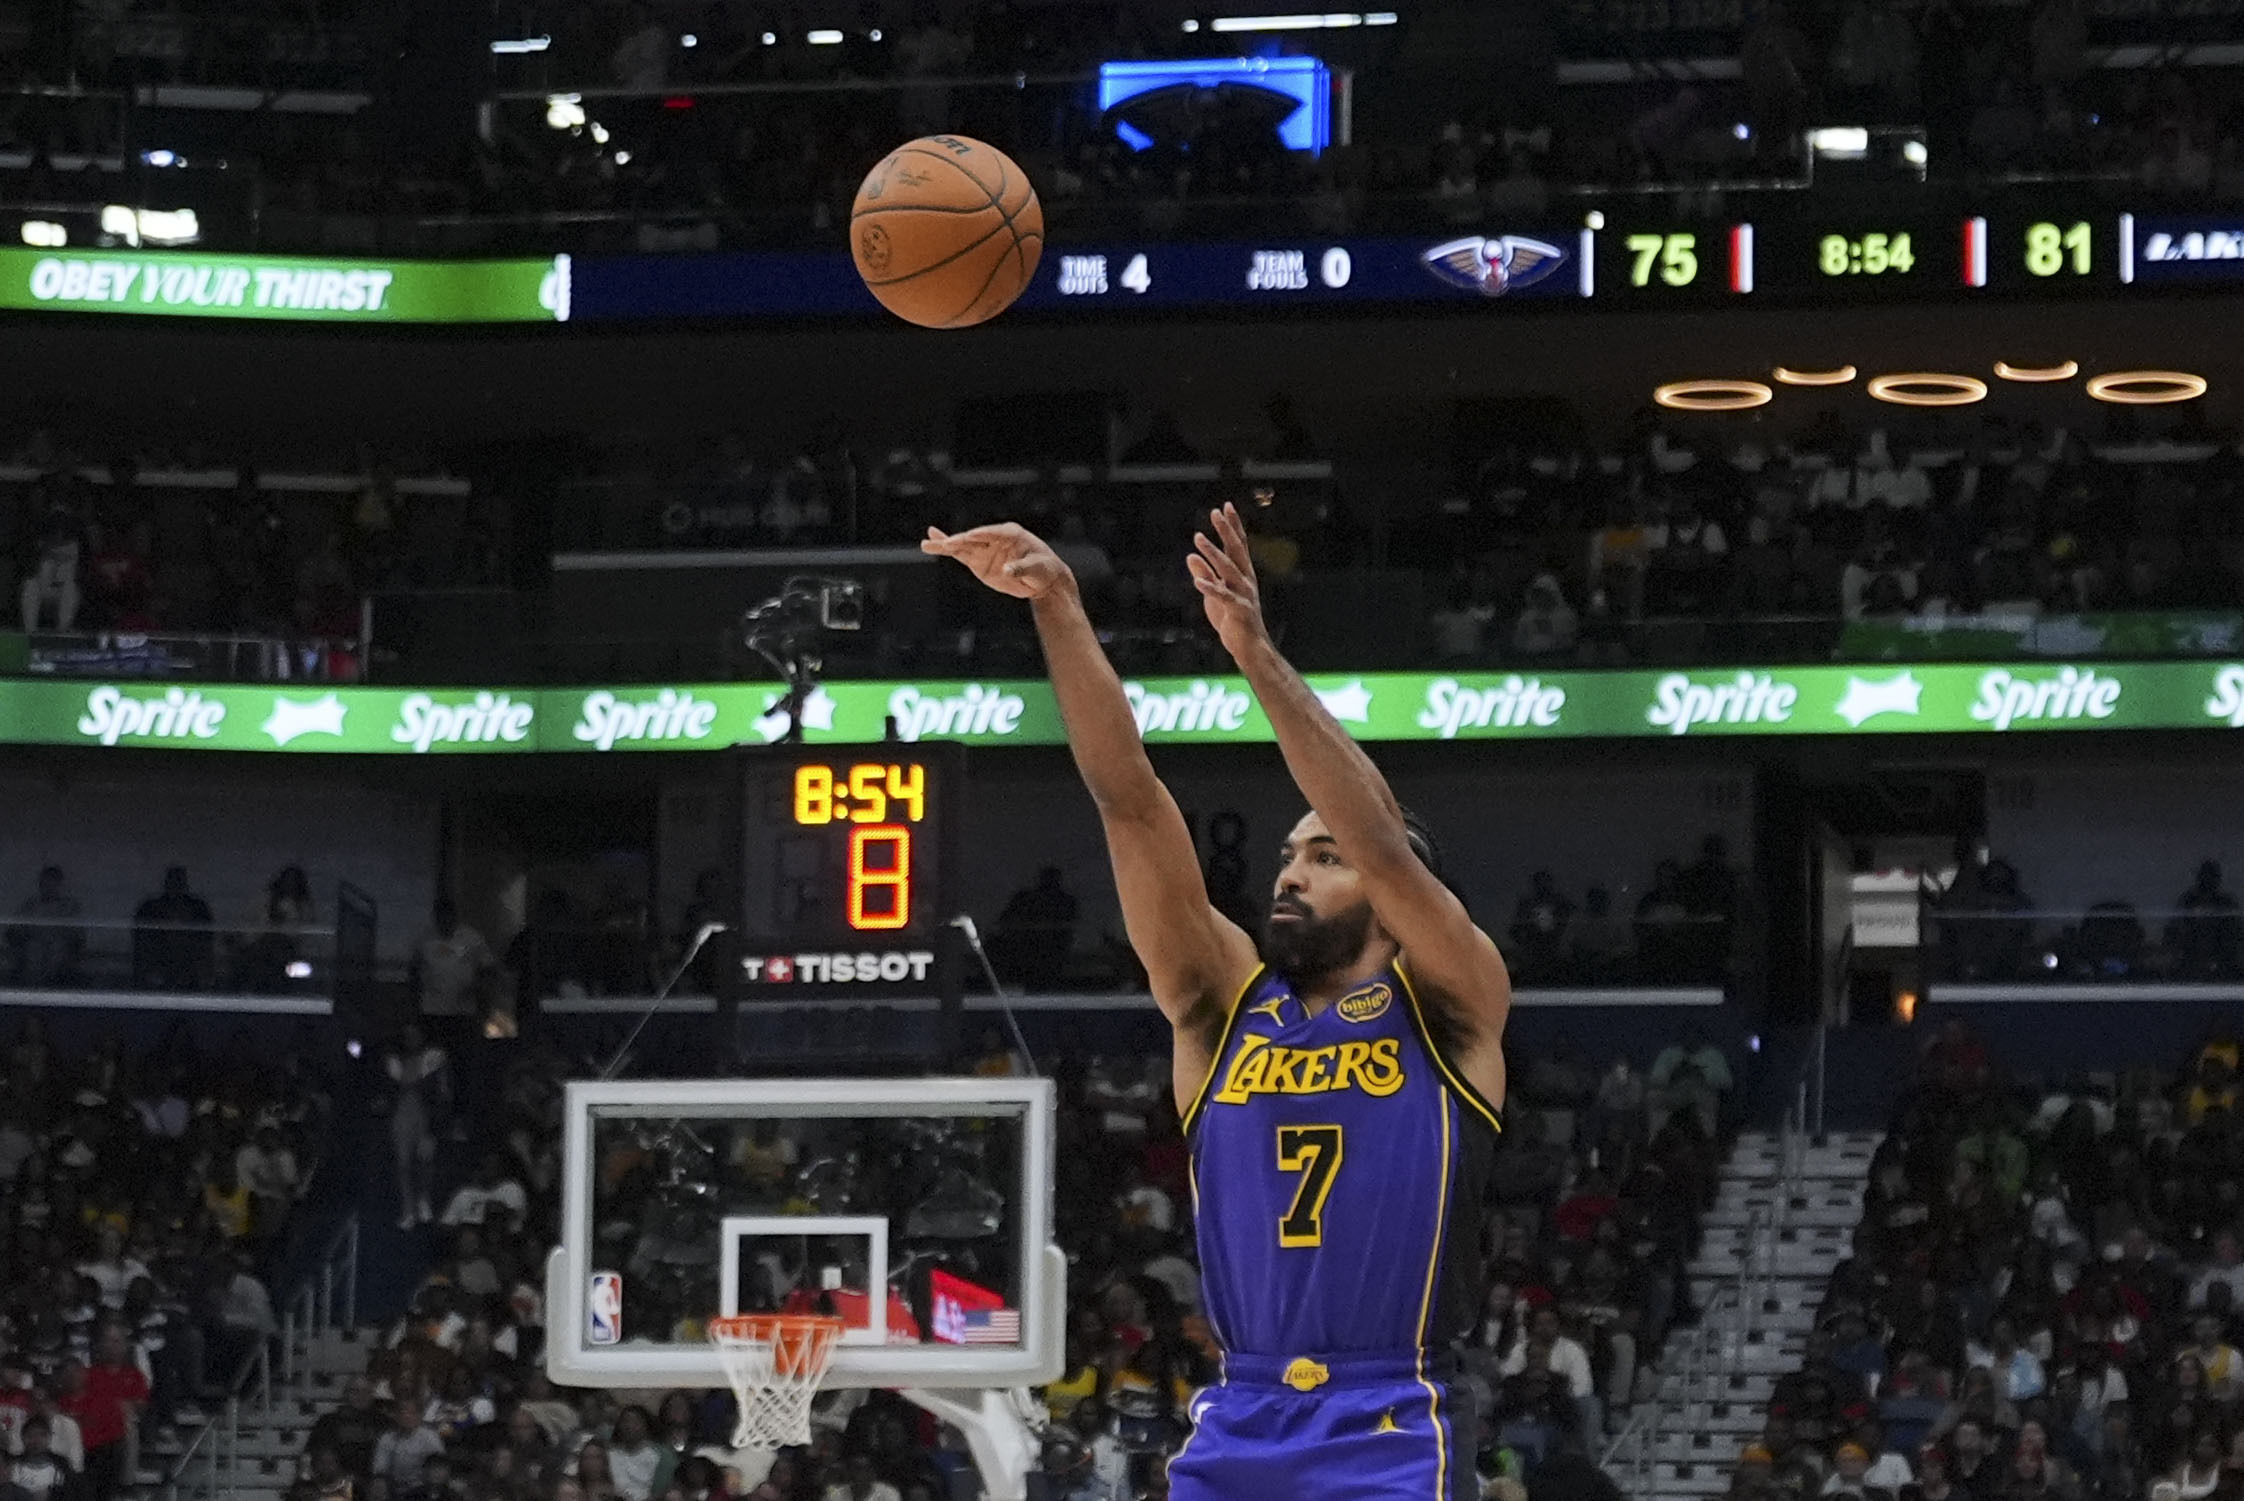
850 135 1043 329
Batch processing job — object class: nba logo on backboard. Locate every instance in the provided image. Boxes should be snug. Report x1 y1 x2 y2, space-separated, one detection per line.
587 1272 623 1345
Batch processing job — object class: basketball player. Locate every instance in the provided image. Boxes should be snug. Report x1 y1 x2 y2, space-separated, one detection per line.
926 503 1510 1500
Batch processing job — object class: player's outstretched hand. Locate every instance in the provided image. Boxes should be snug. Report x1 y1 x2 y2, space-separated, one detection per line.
1188 502 1270 658
922 522 1073 600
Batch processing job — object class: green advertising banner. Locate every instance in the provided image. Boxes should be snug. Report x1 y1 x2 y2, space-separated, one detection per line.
11 663 2244 753
0 249 566 322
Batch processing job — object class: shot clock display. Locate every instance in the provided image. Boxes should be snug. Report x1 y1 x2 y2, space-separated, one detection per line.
732 743 960 995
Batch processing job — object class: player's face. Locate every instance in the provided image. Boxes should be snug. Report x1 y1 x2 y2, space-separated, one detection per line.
1265 812 1377 980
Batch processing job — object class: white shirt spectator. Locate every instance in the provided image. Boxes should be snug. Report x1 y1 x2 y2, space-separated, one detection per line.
236 1138 300 1207
132 1092 189 1139
1500 1335 1594 1400
10 1448 72 1501
1140 1252 1201 1314
821 1482 901 1501
2075 1363 2128 1421
76 1253 150 1311
416 922 497 1017
608 1440 664 1501
438 1177 528 1228
221 1269 278 1337
1120 1185 1174 1235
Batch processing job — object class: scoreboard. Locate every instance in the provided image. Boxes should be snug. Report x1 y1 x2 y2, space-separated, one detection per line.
729 741 961 997
567 206 2244 321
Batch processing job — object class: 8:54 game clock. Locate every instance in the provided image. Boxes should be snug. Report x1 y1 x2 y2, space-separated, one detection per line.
729 742 962 996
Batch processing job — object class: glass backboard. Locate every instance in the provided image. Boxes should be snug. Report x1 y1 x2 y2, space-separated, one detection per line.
546 1077 1063 1390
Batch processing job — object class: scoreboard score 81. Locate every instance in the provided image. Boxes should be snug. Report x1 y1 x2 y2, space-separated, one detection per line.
730 742 961 996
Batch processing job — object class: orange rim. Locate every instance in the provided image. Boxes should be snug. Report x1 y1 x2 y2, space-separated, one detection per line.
708 1314 844 1378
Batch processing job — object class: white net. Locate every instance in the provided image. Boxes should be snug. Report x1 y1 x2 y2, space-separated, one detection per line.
707 1315 844 1450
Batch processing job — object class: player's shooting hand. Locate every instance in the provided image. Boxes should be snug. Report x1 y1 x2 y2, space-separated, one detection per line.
922 523 1073 600
1188 502 1269 657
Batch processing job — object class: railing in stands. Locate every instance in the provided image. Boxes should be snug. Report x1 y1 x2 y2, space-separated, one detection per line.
161 1213 358 1501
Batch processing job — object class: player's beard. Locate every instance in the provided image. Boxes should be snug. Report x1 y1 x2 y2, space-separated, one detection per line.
1263 897 1375 985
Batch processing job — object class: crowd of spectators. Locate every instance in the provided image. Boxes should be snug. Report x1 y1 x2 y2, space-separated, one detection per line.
1506 837 1746 988
1726 1022 2244 1501
284 1020 1733 1501
2 428 505 679
9 0 2243 256
1934 854 2244 985
1417 420 2244 672
0 1019 331 1500
6 863 331 997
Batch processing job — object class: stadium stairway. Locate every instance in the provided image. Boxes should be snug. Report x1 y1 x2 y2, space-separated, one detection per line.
1606 1127 1879 1501
147 1314 378 1501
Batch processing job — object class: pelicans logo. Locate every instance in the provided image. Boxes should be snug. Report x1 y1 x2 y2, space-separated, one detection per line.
1421 234 1568 297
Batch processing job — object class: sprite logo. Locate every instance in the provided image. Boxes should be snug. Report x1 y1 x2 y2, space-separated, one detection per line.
1125 680 1251 735
391 691 534 753
1417 676 1565 739
1647 672 1797 737
77 685 226 745
2206 666 2244 728
1968 667 2120 731
887 683 1024 742
572 689 718 750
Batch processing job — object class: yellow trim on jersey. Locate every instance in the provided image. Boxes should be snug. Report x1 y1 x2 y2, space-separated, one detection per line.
1181 964 1269 1134
1413 1092 1454 1500
1393 960 1504 1135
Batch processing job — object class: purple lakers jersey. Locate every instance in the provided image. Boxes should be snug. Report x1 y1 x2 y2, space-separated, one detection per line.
1183 963 1503 1359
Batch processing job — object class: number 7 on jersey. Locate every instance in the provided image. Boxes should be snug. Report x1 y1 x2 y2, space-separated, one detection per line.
1275 1124 1344 1247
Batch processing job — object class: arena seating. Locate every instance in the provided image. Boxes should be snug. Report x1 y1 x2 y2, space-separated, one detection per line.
1724 1023 2244 1501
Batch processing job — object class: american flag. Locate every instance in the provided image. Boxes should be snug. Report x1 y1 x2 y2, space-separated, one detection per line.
957 1307 1021 1345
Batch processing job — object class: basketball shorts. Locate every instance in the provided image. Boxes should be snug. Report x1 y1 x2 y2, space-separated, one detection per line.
1166 1351 1478 1501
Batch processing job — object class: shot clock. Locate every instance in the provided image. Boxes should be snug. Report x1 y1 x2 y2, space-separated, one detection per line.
729 742 961 996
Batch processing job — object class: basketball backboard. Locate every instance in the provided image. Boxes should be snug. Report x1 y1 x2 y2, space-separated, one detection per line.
545 1076 1064 1391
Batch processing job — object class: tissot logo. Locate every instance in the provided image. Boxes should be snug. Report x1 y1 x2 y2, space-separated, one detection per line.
740 951 935 983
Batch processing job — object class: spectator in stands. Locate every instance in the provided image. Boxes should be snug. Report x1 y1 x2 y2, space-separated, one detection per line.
131 866 215 990
1429 574 1497 664
385 1024 450 1229
74 1227 146 1313
1570 888 1630 980
412 900 498 1036
372 1400 444 1496
1510 575 1578 660
236 1124 302 1238
62 1330 146 1501
231 866 315 993
6 1418 72 1501
2168 863 2241 976
437 1154 527 1232
18 492 84 634
1507 872 1574 978
1649 1028 1733 1138
7 867 82 988
992 867 1079 991
308 1377 386 1479
1501 1305 1596 1437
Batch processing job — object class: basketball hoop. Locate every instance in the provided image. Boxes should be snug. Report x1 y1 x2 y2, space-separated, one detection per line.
707 1314 845 1449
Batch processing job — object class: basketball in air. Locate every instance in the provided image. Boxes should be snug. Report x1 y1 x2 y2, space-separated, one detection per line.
851 135 1043 329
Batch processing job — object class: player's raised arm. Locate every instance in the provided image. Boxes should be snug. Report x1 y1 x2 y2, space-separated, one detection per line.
922 524 1260 1049
1185 504 1512 1063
